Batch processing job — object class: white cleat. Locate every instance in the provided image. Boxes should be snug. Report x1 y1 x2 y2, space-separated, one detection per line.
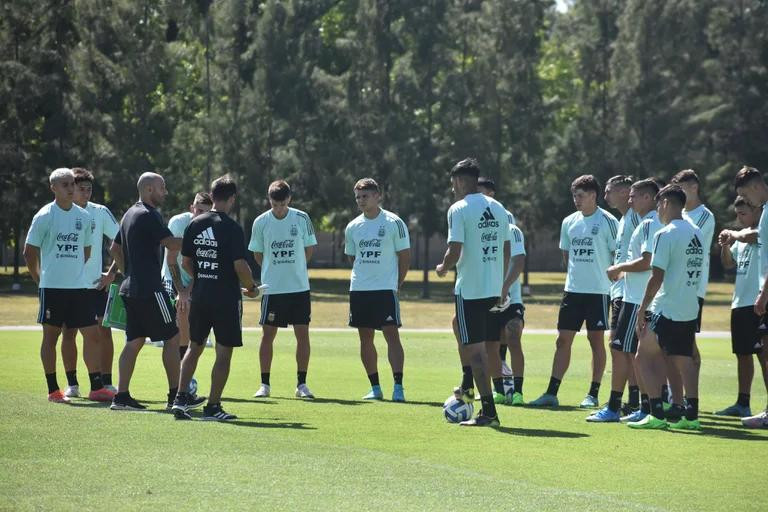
253 384 271 398
295 384 315 399
64 385 80 398
501 361 514 377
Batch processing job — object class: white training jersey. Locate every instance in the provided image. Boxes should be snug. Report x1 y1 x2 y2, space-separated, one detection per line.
507 224 526 305
559 207 619 295
759 202 768 292
610 208 641 300
683 204 715 298
82 201 120 289
731 240 760 309
623 211 663 305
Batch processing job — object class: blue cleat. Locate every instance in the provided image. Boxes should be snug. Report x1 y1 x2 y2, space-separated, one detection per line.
362 385 384 400
586 406 620 422
620 409 647 423
392 384 405 402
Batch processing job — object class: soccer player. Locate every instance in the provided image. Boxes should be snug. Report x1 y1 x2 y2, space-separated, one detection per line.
161 192 212 393
715 197 767 418
603 175 641 413
249 180 318 399
344 178 410 401
172 176 259 421
23 168 112 403
733 166 768 428
436 158 510 427
589 178 661 422
530 175 618 408
59 168 121 397
109 172 203 411
629 184 704 430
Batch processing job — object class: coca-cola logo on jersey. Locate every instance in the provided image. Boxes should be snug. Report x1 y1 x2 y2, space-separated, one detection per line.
56 232 79 242
196 248 217 259
481 232 498 242
271 239 296 249
359 239 381 248
572 237 593 246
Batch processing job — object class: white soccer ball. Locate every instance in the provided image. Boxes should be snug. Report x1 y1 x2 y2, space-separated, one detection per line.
443 396 474 423
188 377 198 395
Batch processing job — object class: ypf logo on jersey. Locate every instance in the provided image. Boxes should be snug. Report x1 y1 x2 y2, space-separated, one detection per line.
478 207 499 228
195 228 219 272
271 239 296 262
55 232 81 258
359 238 382 261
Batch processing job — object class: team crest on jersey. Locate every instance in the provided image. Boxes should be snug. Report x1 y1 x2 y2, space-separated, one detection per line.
378 225 386 237
591 225 599 235
290 225 298 237
75 218 82 231
91 220 96 233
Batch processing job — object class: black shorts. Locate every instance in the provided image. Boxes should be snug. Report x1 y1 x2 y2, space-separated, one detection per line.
610 302 640 354
647 312 696 357
455 295 497 345
349 290 401 330
696 297 704 333
37 288 98 328
610 298 623 332
86 288 109 319
260 291 311 328
487 303 525 342
189 300 243 347
164 279 176 298
557 292 610 332
122 291 179 342
731 306 764 355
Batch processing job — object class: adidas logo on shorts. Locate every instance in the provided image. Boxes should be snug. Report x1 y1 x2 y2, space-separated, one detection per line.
386 315 394 322
596 321 604 327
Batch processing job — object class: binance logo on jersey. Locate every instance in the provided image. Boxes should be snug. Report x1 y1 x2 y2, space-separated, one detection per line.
478 207 499 228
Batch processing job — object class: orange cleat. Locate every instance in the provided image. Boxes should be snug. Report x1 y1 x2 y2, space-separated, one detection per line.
88 387 116 402
48 390 71 404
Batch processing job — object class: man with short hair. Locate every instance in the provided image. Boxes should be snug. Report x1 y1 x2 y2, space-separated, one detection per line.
23 168 111 403
249 180 318 399
629 184 704 430
733 165 768 428
716 197 767 418
172 176 259 421
589 178 662 422
530 175 618 408
437 158 510 426
109 172 204 411
60 168 121 396
345 178 410 402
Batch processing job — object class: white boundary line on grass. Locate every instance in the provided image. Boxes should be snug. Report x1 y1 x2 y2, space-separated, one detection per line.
0 325 731 338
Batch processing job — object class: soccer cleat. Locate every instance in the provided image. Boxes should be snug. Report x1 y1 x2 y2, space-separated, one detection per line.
620 402 640 416
579 395 599 408
586 406 620 423
202 404 237 421
110 394 146 411
621 410 647 423
88 387 115 402
459 414 500 427
173 409 193 420
64 385 80 398
362 385 384 400
392 384 406 402
170 392 206 412
714 404 752 418
627 415 668 429
295 384 315 399
741 410 768 429
665 404 685 422
253 384 271 398
529 393 559 407
104 385 118 393
151 340 165 348
669 417 701 430
453 386 475 404
501 361 514 377
662 401 672 412
493 392 506 404
48 390 71 404
508 392 525 406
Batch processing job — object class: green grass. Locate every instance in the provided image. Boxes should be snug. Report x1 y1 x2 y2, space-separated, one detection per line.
0 330 766 511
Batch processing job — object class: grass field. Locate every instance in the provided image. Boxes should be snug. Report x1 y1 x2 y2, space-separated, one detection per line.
0 329 766 511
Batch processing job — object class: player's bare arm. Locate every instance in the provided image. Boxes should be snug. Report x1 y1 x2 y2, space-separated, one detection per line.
436 242 462 277
22 244 41 284
396 248 410 290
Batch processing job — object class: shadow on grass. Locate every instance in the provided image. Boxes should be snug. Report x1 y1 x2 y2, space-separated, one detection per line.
667 423 768 441
221 396 278 405
492 426 589 438
220 419 316 430
522 405 585 412
403 400 444 408
296 397 371 406
69 401 111 409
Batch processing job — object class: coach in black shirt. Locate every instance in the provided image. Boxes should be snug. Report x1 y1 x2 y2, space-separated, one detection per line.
171 175 259 421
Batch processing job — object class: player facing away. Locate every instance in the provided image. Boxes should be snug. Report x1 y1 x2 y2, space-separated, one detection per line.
589 178 662 422
344 178 410 402
249 180 318 399
734 166 768 428
603 175 641 414
60 168 121 397
530 175 618 408
716 197 767 418
629 185 704 430
109 172 203 411
172 176 259 421
23 168 111 403
437 158 510 427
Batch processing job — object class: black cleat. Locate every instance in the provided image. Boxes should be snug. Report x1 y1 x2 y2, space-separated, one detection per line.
459 414 500 427
168 392 206 411
110 393 147 411
202 404 237 421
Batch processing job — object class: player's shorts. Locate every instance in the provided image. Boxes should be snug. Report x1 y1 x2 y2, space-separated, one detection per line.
86 288 109 320
696 297 704 333
610 301 640 354
557 292 610 332
164 279 176 298
260 290 311 328
730 306 764 355
455 295 498 345
37 288 98 328
487 303 525 342
349 290 400 330
189 300 243 347
122 291 179 342
646 312 696 357
610 298 623 332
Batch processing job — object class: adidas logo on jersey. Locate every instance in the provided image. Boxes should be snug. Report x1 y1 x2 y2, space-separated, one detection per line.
193 227 218 247
685 236 703 255
478 207 499 228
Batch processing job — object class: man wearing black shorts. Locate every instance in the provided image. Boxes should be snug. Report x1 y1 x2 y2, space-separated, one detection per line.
109 172 203 411
172 176 258 420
